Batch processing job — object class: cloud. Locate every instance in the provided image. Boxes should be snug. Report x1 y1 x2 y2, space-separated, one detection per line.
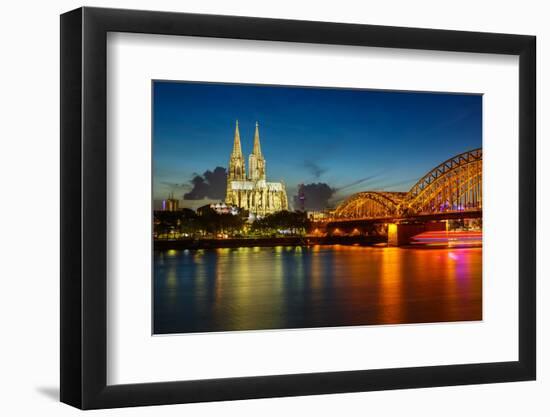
303 160 328 179
335 175 377 192
293 183 335 211
332 172 387 198
160 181 191 191
376 177 419 191
183 167 227 200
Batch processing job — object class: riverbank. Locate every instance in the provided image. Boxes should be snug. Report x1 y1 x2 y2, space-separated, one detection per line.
154 235 386 250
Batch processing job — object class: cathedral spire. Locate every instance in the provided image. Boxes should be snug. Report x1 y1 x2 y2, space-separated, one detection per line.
228 120 245 181
248 121 266 181
252 121 262 157
232 120 242 157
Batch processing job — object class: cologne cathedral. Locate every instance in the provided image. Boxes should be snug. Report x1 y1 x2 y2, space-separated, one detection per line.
225 121 288 216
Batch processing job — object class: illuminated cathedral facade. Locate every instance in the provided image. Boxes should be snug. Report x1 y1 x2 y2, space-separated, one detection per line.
225 121 288 216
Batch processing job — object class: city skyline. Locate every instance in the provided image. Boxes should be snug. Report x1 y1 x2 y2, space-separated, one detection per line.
153 81 482 210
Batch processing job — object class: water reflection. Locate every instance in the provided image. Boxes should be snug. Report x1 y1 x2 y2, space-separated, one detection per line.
153 246 482 334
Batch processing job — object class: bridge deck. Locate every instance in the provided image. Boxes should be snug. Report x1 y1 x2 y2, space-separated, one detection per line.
325 210 482 226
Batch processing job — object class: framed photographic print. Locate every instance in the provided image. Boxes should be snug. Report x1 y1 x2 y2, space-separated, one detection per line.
60 7 536 409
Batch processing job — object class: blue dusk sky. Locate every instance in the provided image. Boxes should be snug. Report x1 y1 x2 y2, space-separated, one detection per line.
153 81 481 210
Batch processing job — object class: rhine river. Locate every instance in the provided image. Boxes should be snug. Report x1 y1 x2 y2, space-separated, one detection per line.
153 245 482 334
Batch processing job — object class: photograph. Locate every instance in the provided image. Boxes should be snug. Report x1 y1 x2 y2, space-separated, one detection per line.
152 81 483 335
53 4 538 412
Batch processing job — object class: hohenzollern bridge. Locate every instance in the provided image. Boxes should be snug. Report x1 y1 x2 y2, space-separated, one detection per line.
321 148 482 245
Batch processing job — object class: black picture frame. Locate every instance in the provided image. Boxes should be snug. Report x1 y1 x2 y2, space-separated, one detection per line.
60 6 536 410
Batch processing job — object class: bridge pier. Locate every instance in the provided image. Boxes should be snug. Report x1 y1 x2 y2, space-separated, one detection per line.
388 221 447 246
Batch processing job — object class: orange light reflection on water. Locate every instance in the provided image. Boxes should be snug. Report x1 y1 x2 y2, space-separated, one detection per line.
154 245 482 334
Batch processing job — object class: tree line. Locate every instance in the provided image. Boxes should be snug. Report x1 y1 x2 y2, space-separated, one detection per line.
154 208 311 239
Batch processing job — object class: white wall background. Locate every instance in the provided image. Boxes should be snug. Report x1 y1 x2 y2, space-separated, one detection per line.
0 0 546 415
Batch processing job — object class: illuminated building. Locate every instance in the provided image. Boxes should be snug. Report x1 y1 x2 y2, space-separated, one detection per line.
197 202 240 216
307 211 329 221
225 121 288 216
162 192 179 211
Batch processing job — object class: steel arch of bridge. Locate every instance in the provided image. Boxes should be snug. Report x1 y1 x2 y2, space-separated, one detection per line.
403 148 482 214
333 148 482 219
333 191 407 219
